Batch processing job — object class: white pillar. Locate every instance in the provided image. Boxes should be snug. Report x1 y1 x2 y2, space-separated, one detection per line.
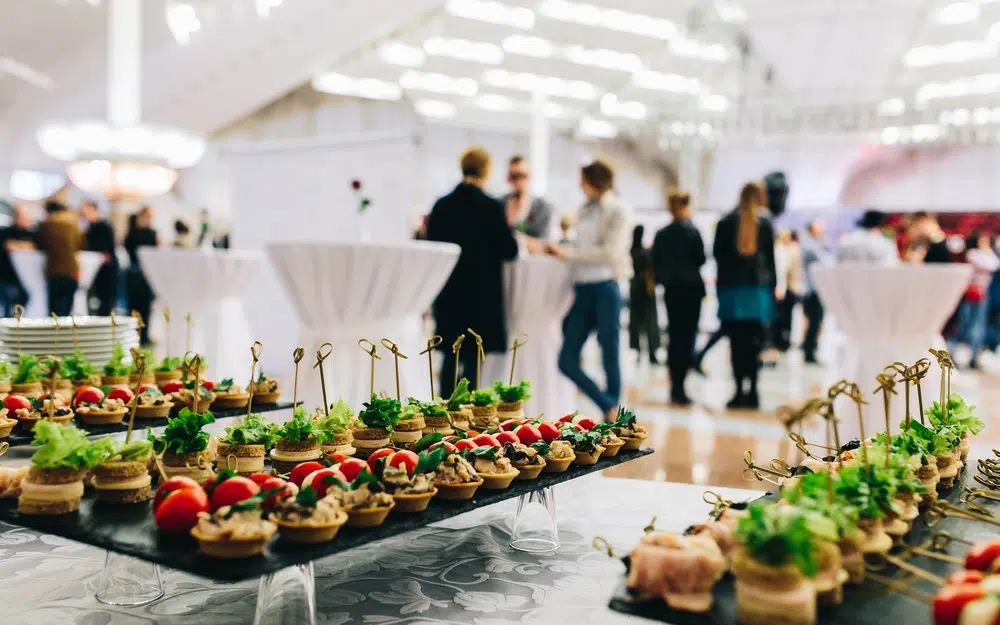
107 0 141 125
529 92 550 197
677 140 703 206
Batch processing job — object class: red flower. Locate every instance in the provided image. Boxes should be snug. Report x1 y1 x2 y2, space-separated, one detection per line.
351 179 362 191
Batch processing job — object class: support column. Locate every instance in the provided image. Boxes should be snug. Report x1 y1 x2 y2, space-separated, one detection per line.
529 92 550 198
107 0 142 126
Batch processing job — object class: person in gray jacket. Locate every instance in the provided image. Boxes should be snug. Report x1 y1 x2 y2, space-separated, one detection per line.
503 155 554 239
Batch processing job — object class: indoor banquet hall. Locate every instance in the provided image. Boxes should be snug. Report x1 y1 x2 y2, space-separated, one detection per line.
4 0 1000 624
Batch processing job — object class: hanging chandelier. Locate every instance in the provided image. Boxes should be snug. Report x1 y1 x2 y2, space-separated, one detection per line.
35 0 206 200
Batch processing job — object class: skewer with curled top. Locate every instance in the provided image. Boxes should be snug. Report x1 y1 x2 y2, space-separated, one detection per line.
874 371 898 466
909 358 931 425
742 450 792 486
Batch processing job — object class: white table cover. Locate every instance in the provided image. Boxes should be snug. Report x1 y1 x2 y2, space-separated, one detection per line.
812 263 971 441
503 256 576 419
267 241 460 408
139 248 261 379
11 250 103 318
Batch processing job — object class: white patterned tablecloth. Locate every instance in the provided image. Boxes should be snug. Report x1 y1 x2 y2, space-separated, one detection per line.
0 477 754 625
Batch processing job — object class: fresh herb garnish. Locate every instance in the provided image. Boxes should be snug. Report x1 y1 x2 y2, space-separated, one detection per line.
613 407 638 428
445 378 471 411
469 445 498 460
274 406 332 444
413 446 447 474
215 378 235 393
558 428 603 453
156 356 181 372
63 349 98 381
222 412 276 446
926 394 984 439
103 344 130 376
735 501 837 576
13 354 42 383
315 398 355 433
357 395 401 430
493 379 531 402
294 485 320 508
149 407 215 454
471 389 498 407
530 441 551 456
413 432 444 452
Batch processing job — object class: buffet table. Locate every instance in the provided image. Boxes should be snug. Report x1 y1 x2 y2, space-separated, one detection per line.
0 478 754 625
139 248 261 378
812 263 971 441
11 250 104 317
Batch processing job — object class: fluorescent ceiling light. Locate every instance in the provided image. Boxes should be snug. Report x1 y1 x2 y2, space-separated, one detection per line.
600 93 647 120
916 73 1000 103
699 122 714 137
311 72 402 100
577 117 618 139
904 40 996 67
566 45 643 72
670 36 730 63
933 2 980 24
380 41 425 67
877 98 905 116
400 70 478 96
446 0 535 29
632 69 702 94
537 0 678 40
476 93 516 111
166 2 201 45
423 36 504 64
699 93 729 112
714 0 747 23
483 68 599 100
502 35 555 58
414 99 457 119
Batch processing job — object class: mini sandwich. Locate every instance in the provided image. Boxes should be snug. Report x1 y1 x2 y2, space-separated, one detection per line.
627 532 726 613
10 353 43 396
101 344 132 386
93 439 155 504
391 400 426 446
416 400 453 436
315 398 355 456
150 407 217 483
493 378 531 420
468 389 499 430
351 395 401 459
217 412 275 475
0 465 28 498
443 378 472 431
18 421 106 515
64 348 100 388
269 406 328 474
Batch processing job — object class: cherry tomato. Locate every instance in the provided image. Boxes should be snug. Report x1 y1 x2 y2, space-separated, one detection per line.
430 441 457 453
202 380 215 391
966 540 1000 572
948 571 986 586
537 422 561 442
367 448 395 474
324 453 350 466
388 450 419 476
155 487 209 533
247 473 273 487
107 387 134 404
496 431 520 446
288 461 325 487
138 383 157 394
454 439 478 452
557 413 575 424
466 430 480 438
515 424 543 445
933 583 986 625
3 394 31 412
302 467 347 498
209 476 260 512
443 435 463 443
72 386 104 408
260 477 295 506
338 458 370 483
473 434 500 447
153 476 203 512
162 381 184 394
499 419 520 431
577 417 598 431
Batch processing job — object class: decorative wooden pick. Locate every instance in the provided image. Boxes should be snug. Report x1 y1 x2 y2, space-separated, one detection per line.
930 348 954 420
181 353 202 413
825 380 852 457
185 312 193 356
911 358 931 425
380 338 408 402
0 441 8 457
125 348 147 443
291 347 304 407
358 339 381 398
131 310 145 339
163 308 172 359
246 341 262 420
71 315 79 351
50 313 60 350
313 343 333 416
467 328 485 389
40 356 61 420
451 334 465 390
507 333 528 385
884 362 912 431
110 310 117 345
845 382 870 467
742 450 788 486
418 336 443 400
13 304 23 354
875 370 899 466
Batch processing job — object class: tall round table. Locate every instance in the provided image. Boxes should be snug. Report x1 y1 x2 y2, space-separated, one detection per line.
139 248 261 378
503 256 575 419
812 263 971 441
11 250 104 317
266 241 460 408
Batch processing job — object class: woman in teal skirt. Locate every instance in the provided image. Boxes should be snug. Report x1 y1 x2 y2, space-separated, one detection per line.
712 181 776 409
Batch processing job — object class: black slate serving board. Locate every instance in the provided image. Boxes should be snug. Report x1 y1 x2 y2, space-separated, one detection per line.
0 448 653 582
3 402 298 447
608 455 993 625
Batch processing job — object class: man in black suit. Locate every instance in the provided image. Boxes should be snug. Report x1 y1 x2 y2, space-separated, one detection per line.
82 200 118 315
427 147 522 398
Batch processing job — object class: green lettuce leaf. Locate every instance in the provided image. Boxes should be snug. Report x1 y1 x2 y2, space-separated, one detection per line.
471 389 498 407
156 356 181 372
445 378 471 411
13 353 42 383
927 394 984 438
274 406 332 444
315 398 355 433
357 395 401 430
103 344 130 376
31 421 109 470
150 407 215 454
63 348 98 381
222 412 276 446
735 501 834 576
492 379 531 402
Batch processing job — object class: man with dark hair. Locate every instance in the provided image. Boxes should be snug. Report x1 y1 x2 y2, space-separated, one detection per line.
503 155 554 239
35 199 83 316
837 210 898 265
81 200 118 315
0 205 35 316
910 211 950 263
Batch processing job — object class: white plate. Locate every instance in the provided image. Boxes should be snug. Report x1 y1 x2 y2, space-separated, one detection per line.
0 316 139 330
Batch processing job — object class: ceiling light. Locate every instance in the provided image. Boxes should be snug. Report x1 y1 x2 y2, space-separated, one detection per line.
543 102 572 118
446 0 535 29
877 98 905 115
311 72 403 100
502 35 555 58
165 2 201 45
714 0 747 23
700 93 729 112
566 45 644 72
423 36 503 64
476 93 515 111
577 117 618 139
916 73 1000 103
8 170 65 202
537 0 678 40
974 106 991 124
933 2 980 24
380 41 425 67
670 36 730 63
699 122 714 137
482 68 598 100
880 126 902 145
632 69 702 94
414 99 457 119
904 40 996 67
600 93 647 120
400 70 478 96
951 108 971 125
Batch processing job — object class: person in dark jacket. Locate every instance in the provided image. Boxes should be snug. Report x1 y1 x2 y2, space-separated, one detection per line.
713 181 776 410
426 147 521 398
81 200 118 316
35 200 83 316
124 207 158 345
652 190 706 405
0 206 35 316
628 225 660 365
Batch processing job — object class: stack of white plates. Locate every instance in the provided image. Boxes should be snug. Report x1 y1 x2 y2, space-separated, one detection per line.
0 316 141 366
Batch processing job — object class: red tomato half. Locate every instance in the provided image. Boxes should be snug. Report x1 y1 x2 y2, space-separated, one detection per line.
155 488 209 533
948 571 986 586
247 473 273 487
454 439 478 452
302 468 348 498
472 434 500 447
4 394 31 412
514 424 542 445
537 422 560 443
496 431 519 446
367 448 395 474
202 380 215 391
499 419 520 431
388 450 419 476
162 381 184 394
557 414 575 424
288 461 325 487
934 584 986 625
577 417 597 431
260 477 295 506
967 540 1000 572
430 441 457 453
107 387 134 404
153 476 203 512
338 458 369 483
72 386 104 408
210 477 260 512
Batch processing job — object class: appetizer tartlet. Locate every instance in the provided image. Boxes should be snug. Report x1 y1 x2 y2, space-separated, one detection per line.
467 445 518 490
560 428 605 465
444 378 472 431
217 413 276 475
611 407 647 451
134 386 174 419
392 400 427 446
627 532 726 613
210 378 251 410
10 354 43 395
250 370 282 405
151 408 217 483
327 473 396 527
316 399 355 456
493 378 531 420
93 439 154 504
14 395 74 432
351 395 401 459
0 465 28 498
269 406 329 474
416 399 453 436
0 407 16 438
269 485 347 543
191 502 277 558
0 359 12 394
469 389 500 430
101 344 131 386
432 452 482 500
377 448 443 512
503 441 547 480
168 380 217 411
18 422 106 515
154 357 182 385
63 348 100 388
928 394 982 464
594 424 625 457
543 439 576 473
75 397 129 425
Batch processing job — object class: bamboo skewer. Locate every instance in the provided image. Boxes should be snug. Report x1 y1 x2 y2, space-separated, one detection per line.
291 347 304 407
313 343 332 415
125 349 146 443
358 340 381 399
13 305 23 354
467 328 484 389
507 333 528 385
875 371 898 466
380 338 407 402
246 341 262 420
418 336 443 400
451 334 465 391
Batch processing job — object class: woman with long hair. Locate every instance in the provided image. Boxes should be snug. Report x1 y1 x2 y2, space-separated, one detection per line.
652 190 705 405
124 206 158 345
713 182 776 409
628 224 661 365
